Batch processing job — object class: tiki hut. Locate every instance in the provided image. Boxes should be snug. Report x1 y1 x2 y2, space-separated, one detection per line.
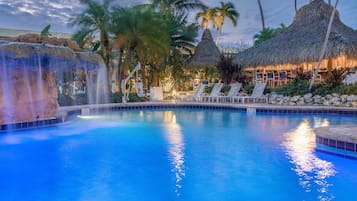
188 29 221 68
234 0 357 86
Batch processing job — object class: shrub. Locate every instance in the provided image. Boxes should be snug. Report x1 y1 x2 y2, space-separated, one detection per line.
243 83 255 94
273 78 310 96
273 80 357 96
110 92 148 103
325 69 350 87
204 86 213 94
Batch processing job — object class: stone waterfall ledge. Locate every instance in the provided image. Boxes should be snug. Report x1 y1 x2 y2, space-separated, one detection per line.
0 40 106 125
0 41 104 71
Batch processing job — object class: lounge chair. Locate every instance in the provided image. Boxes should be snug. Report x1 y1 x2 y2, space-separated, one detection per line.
190 83 208 101
215 83 242 102
199 83 224 102
232 83 267 104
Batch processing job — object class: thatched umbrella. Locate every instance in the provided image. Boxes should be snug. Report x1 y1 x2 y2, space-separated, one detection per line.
187 29 221 68
234 0 357 71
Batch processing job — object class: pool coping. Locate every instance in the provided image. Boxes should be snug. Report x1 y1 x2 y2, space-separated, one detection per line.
315 126 357 154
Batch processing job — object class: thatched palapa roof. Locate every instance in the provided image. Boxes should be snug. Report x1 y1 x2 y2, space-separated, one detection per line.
187 29 220 68
234 0 357 71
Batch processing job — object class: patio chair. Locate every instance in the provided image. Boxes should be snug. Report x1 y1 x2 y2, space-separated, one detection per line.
199 83 224 102
190 83 208 101
215 83 242 103
231 83 267 104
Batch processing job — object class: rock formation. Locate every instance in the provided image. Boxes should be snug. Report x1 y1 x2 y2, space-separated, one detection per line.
0 34 105 125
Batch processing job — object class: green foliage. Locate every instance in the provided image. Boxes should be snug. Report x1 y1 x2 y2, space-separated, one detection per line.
274 77 357 96
243 83 255 94
71 0 111 65
242 83 271 95
110 93 148 103
40 24 52 36
273 78 310 96
216 54 237 84
325 69 350 87
294 70 312 81
310 84 334 96
204 86 213 94
253 24 286 46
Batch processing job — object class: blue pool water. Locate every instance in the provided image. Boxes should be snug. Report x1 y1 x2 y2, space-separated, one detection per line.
1 109 357 201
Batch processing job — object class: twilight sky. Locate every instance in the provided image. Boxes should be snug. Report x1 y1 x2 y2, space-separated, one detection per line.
0 0 356 45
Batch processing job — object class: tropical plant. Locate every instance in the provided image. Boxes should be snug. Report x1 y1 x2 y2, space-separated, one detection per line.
253 28 276 46
216 54 238 84
325 68 350 87
273 78 310 96
213 2 239 45
71 0 111 68
110 7 170 91
253 24 286 46
195 8 217 29
162 12 199 88
150 0 206 13
294 70 312 81
165 12 199 56
40 24 52 36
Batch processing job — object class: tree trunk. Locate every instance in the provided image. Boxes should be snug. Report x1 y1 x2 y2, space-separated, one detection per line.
257 0 265 30
117 48 124 93
309 0 339 91
216 27 222 45
294 0 298 13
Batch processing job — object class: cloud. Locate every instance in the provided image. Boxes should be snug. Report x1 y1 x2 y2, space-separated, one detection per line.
0 0 356 44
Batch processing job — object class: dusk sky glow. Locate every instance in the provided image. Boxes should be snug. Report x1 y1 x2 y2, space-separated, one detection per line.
0 0 356 45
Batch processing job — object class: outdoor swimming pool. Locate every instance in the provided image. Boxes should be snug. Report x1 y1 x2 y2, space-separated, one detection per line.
0 108 357 201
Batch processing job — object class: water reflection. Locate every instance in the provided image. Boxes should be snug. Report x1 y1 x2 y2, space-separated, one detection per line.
312 117 330 128
282 119 336 201
163 112 185 196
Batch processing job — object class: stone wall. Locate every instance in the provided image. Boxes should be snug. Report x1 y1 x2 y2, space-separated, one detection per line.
268 93 357 107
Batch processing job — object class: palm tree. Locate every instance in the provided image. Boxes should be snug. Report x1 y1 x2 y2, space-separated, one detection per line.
309 0 339 90
71 0 111 68
253 24 286 46
162 12 199 87
213 2 239 45
150 0 206 14
110 7 170 91
257 0 265 30
294 0 298 13
195 8 217 29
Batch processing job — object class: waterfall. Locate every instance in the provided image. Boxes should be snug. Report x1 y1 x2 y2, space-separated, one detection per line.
0 41 107 125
